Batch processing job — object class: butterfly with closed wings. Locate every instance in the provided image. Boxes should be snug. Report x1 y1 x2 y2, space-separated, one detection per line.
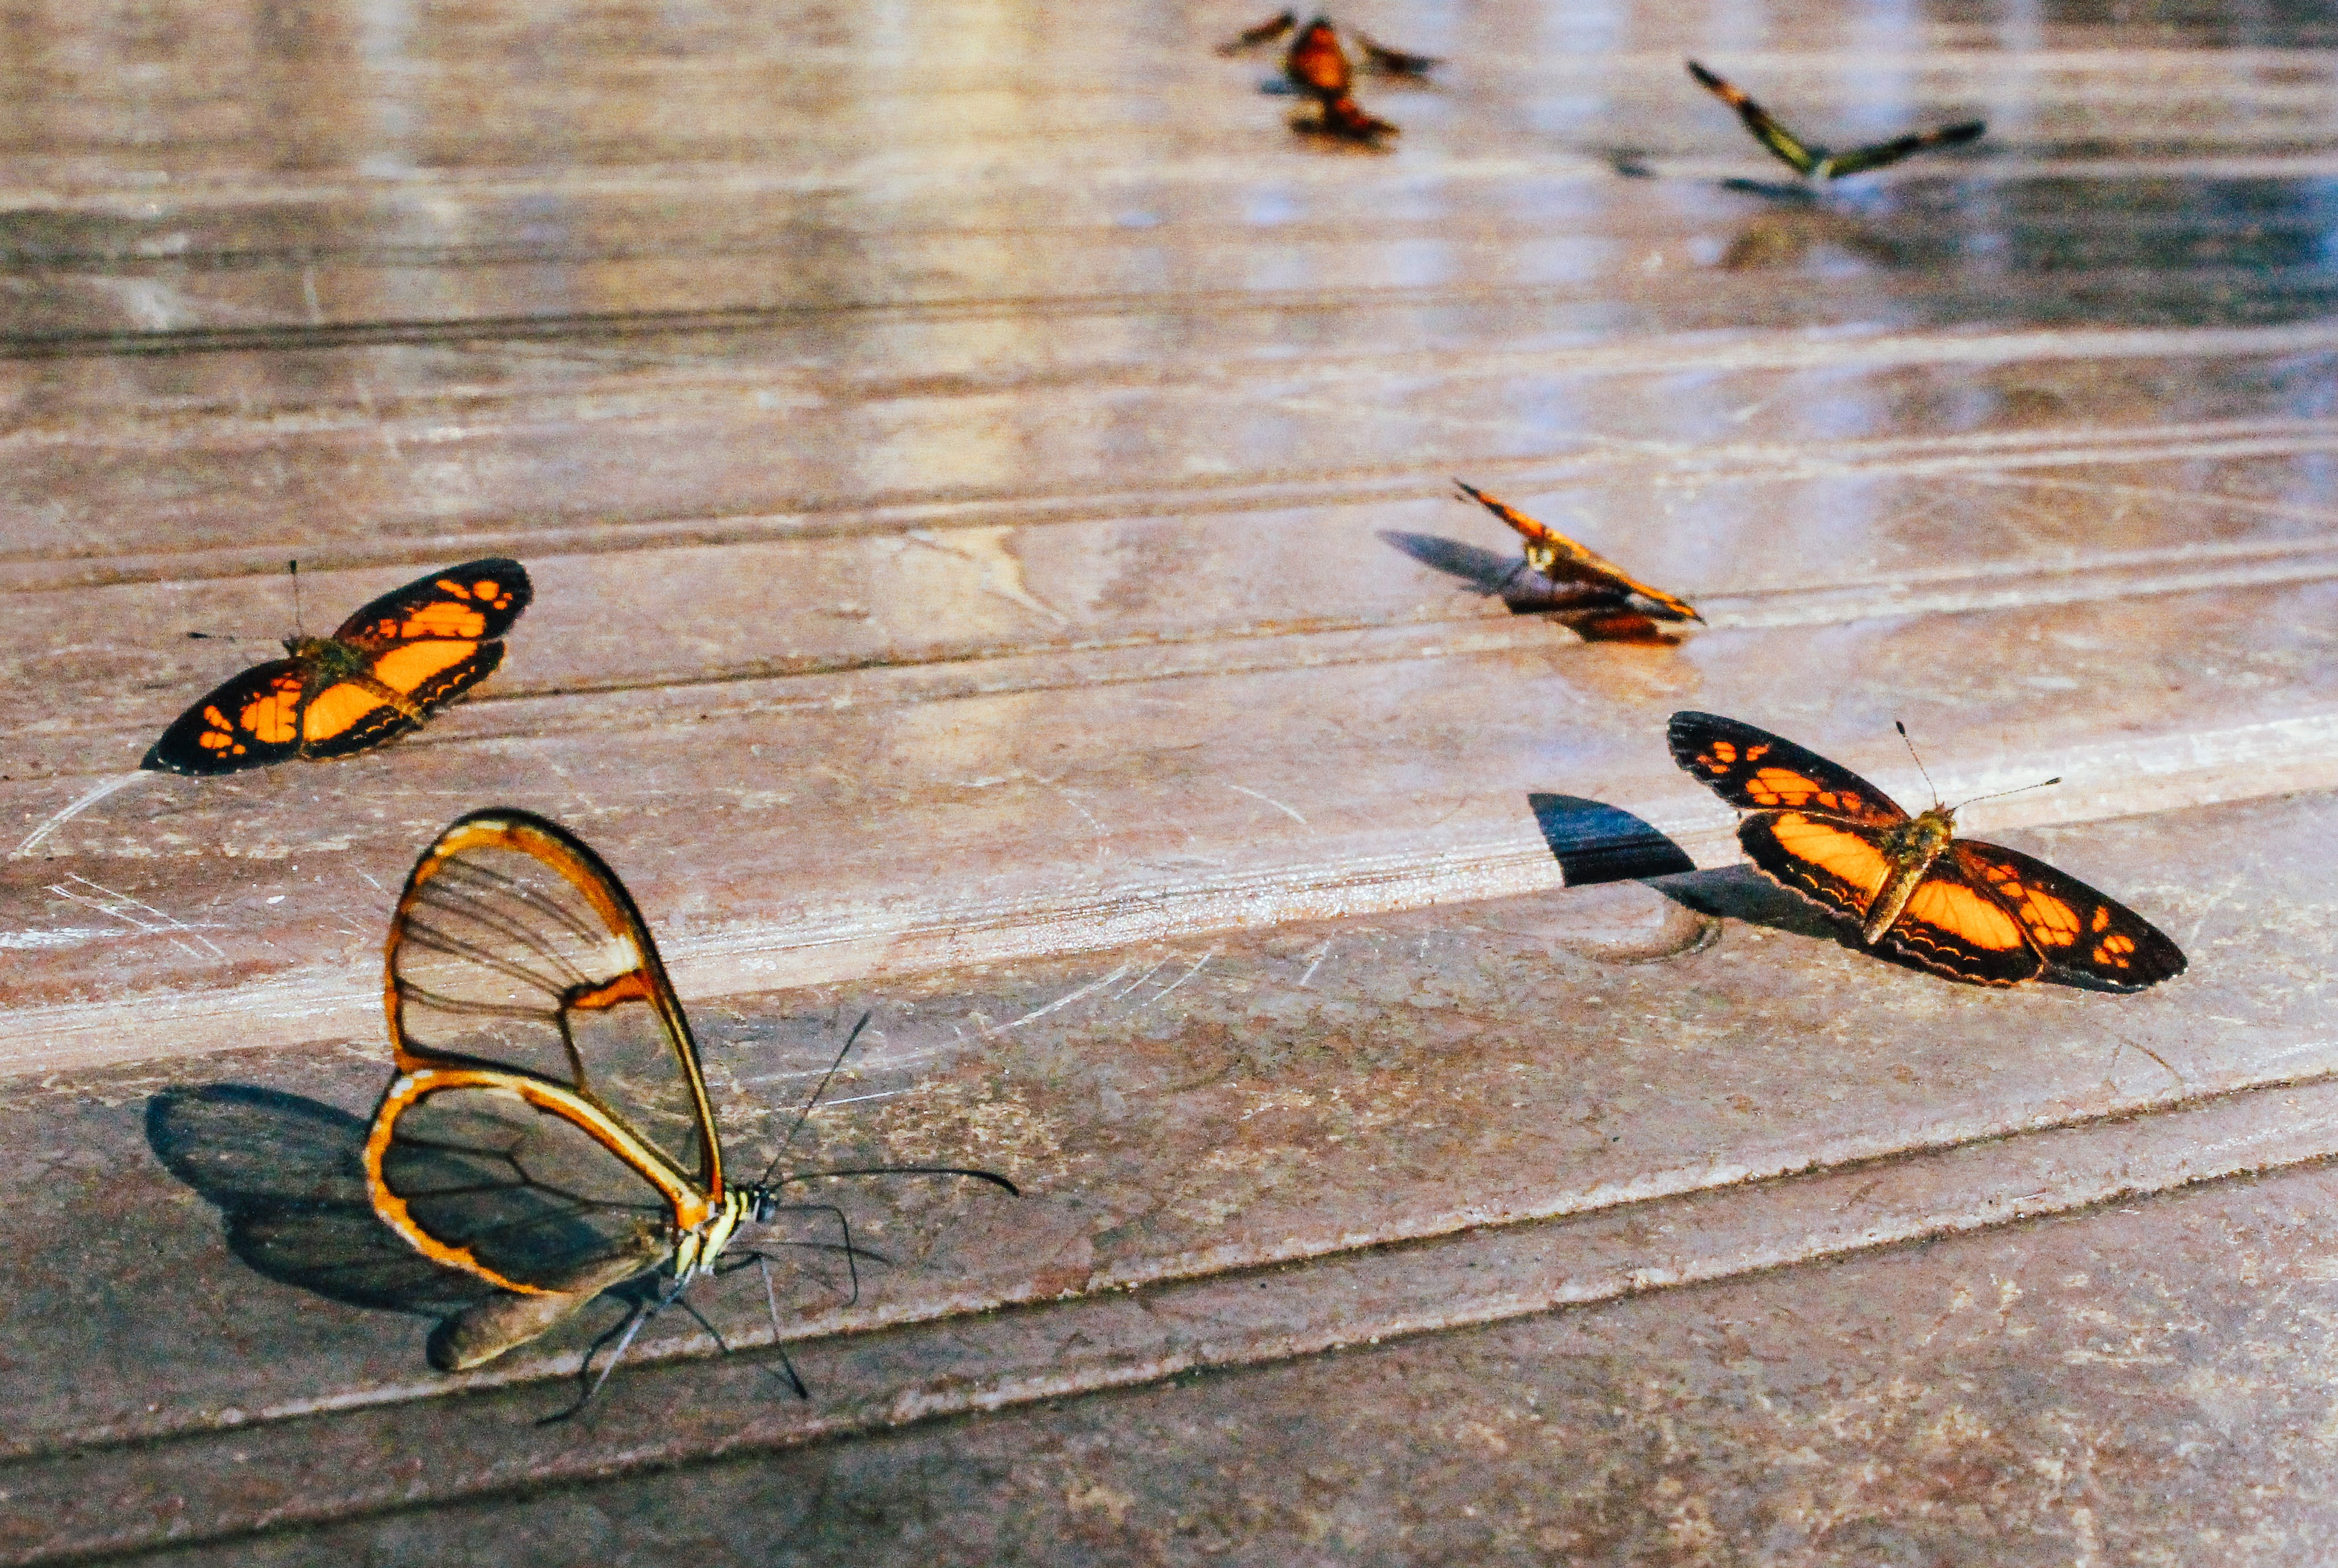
364 808 1017 1419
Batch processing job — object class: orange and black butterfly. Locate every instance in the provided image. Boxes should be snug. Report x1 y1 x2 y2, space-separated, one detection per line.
1457 480 1702 635
1687 60 1983 180
1669 712 2185 990
1217 7 1295 54
143 559 531 775
1283 16 1398 142
364 808 1015 1414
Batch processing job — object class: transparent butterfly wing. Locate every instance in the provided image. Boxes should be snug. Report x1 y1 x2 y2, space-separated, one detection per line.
385 809 720 1195
368 1072 688 1294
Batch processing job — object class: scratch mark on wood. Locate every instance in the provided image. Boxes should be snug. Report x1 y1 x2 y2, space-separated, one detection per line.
1226 782 1308 825
11 770 151 858
991 962 1136 1037
44 874 225 958
1148 946 1221 1007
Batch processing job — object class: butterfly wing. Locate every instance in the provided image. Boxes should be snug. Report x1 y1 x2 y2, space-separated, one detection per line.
1670 711 1916 929
1314 94 1398 142
1669 712 1909 825
384 809 723 1197
296 644 506 761
298 558 532 758
1822 120 1984 178
1355 32 1439 76
1687 60 1822 176
1458 481 1702 623
333 558 532 650
365 1068 690 1299
1875 854 2045 985
1949 840 2187 991
1217 8 1294 54
142 659 313 775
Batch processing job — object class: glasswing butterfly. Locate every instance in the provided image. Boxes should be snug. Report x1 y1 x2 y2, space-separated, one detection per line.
363 808 1016 1416
1456 480 1703 633
1670 712 2185 990
1686 61 1984 180
143 559 531 775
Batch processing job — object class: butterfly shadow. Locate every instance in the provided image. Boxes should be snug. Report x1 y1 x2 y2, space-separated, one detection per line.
1528 795 1695 886
1378 532 1687 644
146 1083 499 1318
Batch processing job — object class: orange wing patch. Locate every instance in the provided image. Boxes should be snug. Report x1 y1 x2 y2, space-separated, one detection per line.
1741 767 1873 817
144 558 531 776
1899 876 2025 952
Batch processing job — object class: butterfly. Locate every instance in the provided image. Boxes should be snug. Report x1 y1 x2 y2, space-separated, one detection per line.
1456 480 1703 635
1686 60 1984 180
1217 7 1295 54
1283 16 1398 142
143 559 532 775
363 808 1017 1417
1669 712 2186 990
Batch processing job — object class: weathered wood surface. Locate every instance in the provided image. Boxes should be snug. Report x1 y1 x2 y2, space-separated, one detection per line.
5 0 2338 1560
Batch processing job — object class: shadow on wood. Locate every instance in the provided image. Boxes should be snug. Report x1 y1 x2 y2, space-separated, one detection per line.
1527 793 1696 884
146 1084 497 1315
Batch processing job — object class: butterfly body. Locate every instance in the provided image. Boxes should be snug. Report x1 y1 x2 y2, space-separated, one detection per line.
1284 15 1349 99
145 559 530 775
1669 712 2185 990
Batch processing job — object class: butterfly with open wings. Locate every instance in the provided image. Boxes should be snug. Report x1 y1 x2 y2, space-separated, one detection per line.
1669 712 2185 990
144 559 531 775
1686 60 1984 180
364 808 1017 1417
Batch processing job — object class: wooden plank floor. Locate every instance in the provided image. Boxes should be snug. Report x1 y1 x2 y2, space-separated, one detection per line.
7 0 2338 1561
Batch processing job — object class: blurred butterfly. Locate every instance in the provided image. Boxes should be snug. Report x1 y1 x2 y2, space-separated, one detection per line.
1284 16 1398 142
1669 712 2186 990
143 559 531 775
1456 480 1702 637
364 808 1017 1418
1217 7 1295 53
1687 60 1984 180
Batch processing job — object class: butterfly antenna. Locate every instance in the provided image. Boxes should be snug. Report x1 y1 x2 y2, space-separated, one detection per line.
1895 720 1941 806
1953 776 2062 812
758 1010 871 1188
288 559 303 639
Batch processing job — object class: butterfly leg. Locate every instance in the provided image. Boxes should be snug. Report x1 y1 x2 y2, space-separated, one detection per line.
537 1277 684 1426
749 1252 811 1398
674 1291 733 1356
